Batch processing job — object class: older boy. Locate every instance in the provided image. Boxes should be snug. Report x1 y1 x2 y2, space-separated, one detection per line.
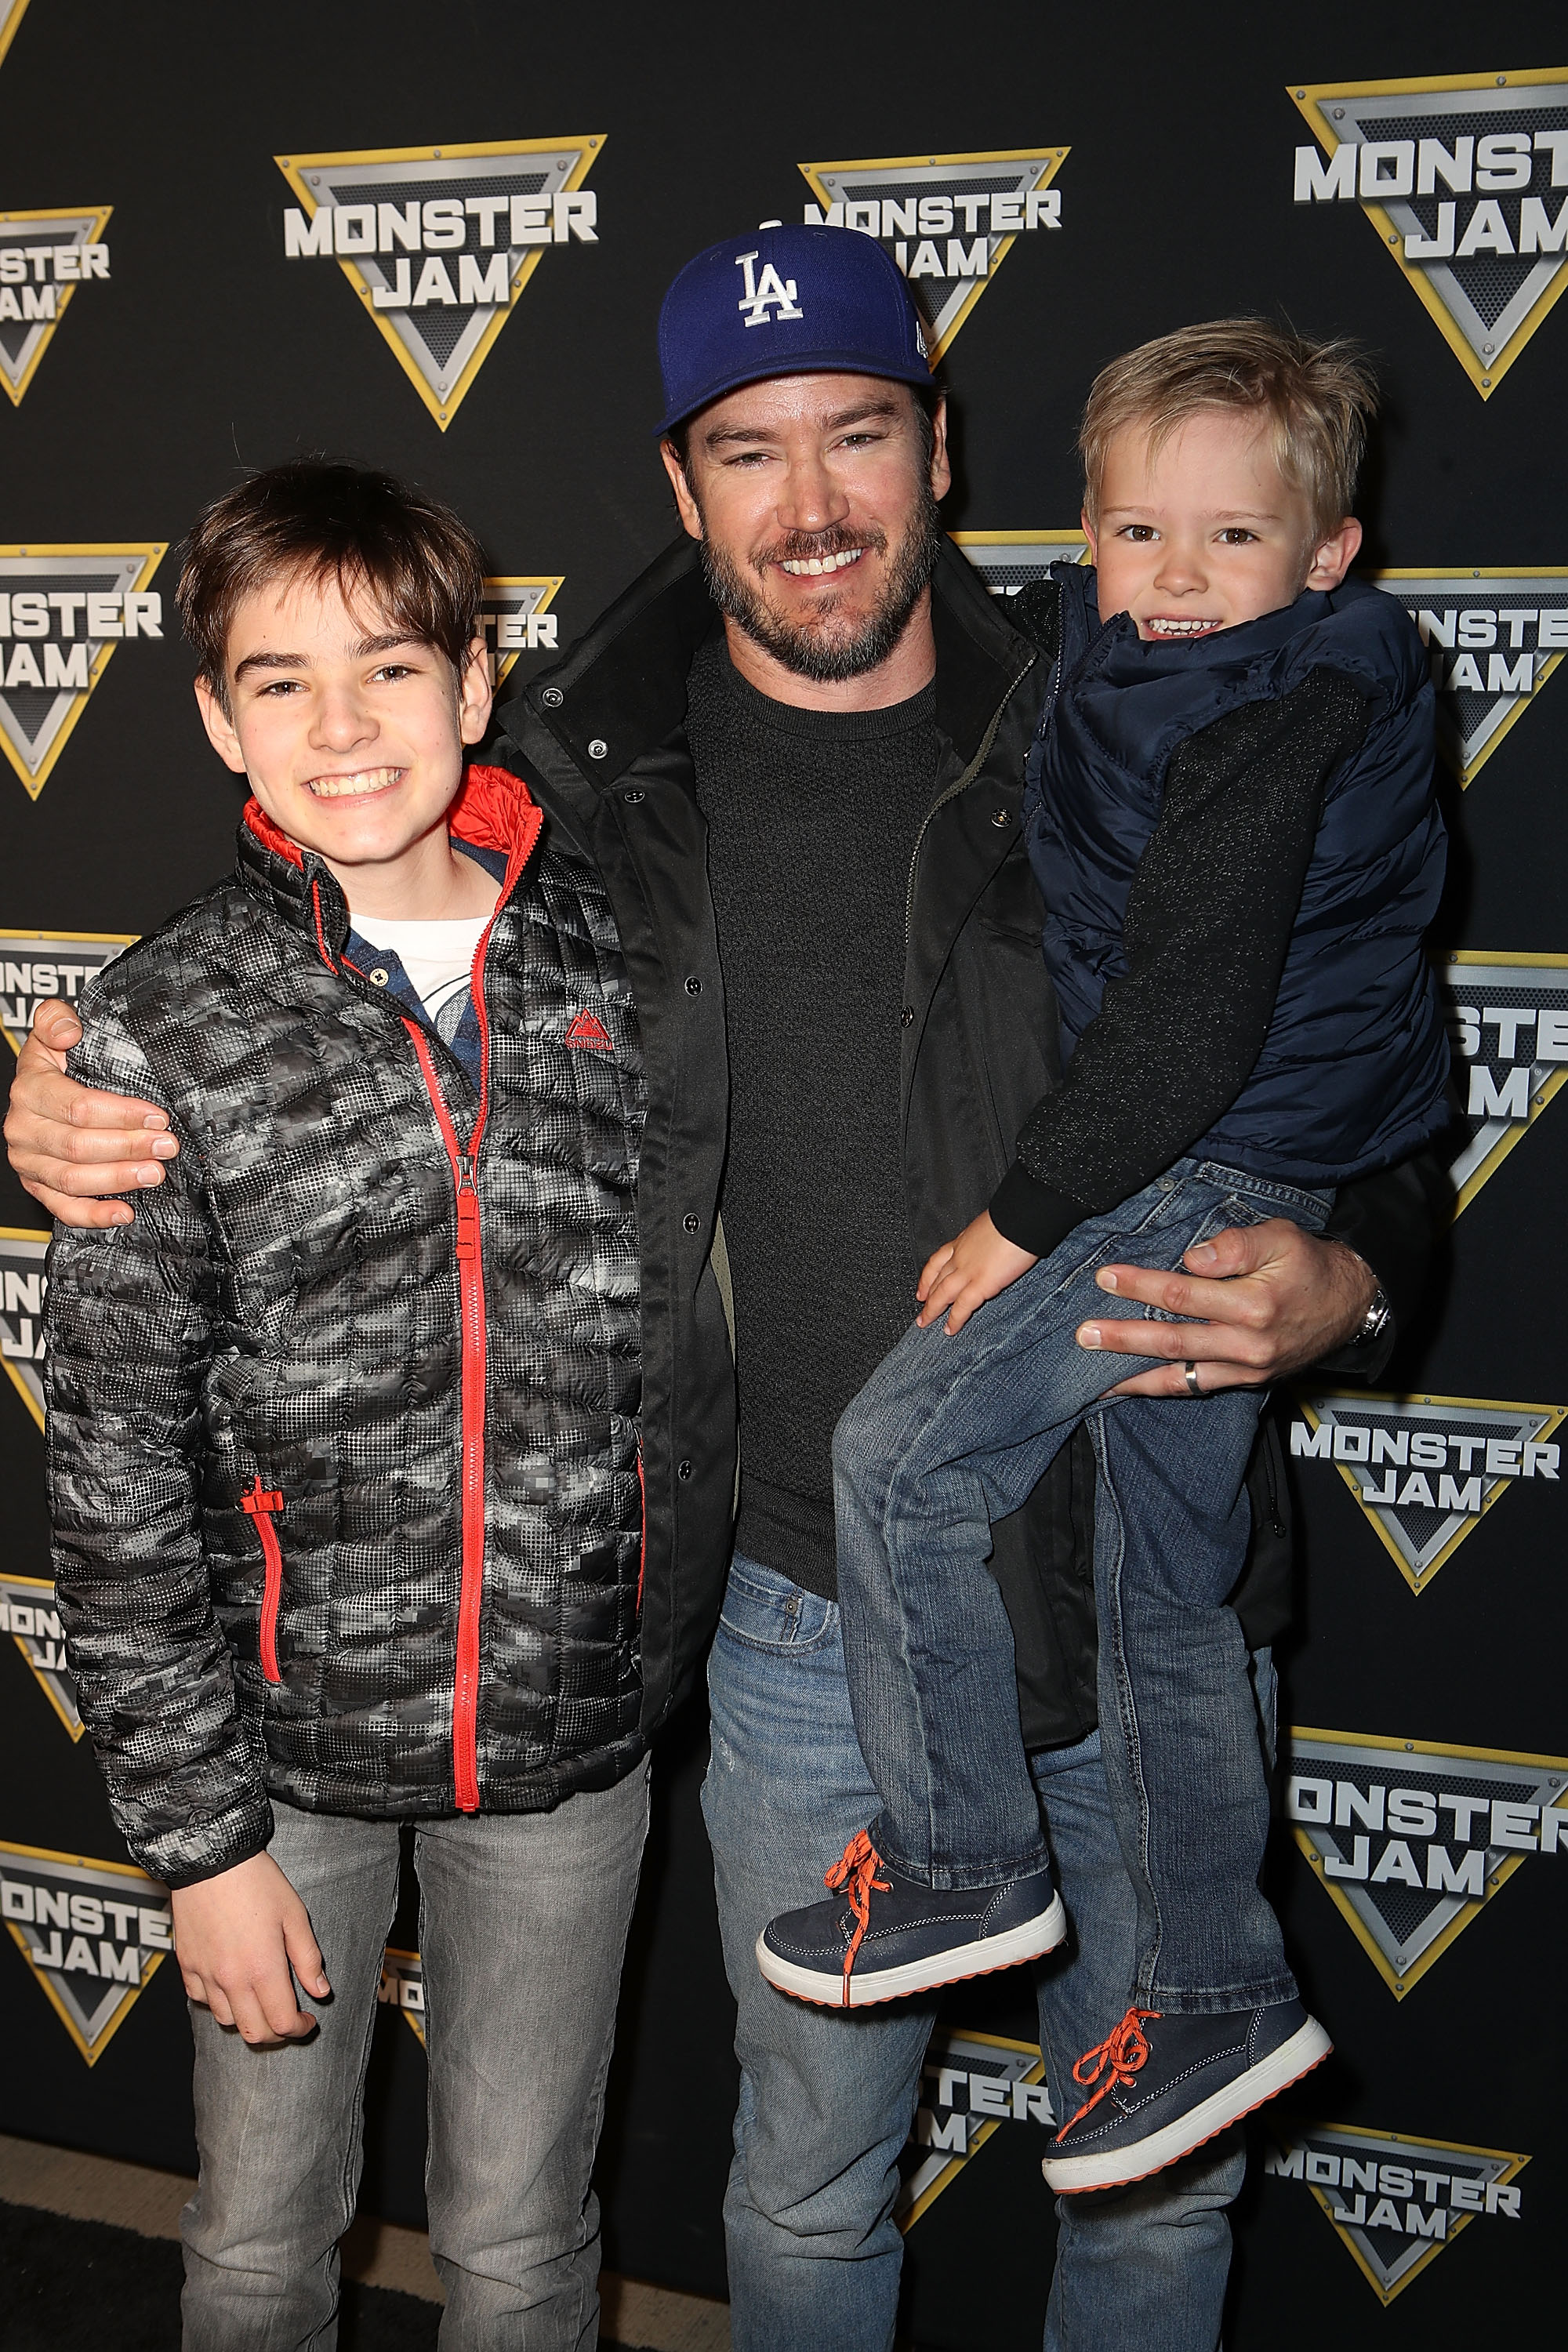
45 461 659 2350
763 323 1450 2190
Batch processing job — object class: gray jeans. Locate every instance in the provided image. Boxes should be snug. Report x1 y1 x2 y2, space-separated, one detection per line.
180 1761 650 2351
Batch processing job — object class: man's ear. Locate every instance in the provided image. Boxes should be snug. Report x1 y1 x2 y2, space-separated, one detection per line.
459 633 494 746
927 395 952 503
193 677 249 775
659 438 704 543
1305 516 1363 590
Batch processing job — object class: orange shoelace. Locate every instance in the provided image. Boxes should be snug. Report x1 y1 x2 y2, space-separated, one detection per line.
824 1829 891 2007
1058 2006 1163 2137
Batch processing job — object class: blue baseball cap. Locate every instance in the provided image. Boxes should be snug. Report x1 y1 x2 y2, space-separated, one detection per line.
655 223 932 436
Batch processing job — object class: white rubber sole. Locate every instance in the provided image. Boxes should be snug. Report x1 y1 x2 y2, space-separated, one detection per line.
1041 2014 1333 2193
757 1893 1068 2009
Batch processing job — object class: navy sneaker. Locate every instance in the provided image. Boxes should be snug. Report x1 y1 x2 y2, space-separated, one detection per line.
757 1829 1066 2009
1041 1998 1332 2193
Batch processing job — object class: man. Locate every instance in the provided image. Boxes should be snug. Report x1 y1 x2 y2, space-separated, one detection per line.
5 226 1445 2351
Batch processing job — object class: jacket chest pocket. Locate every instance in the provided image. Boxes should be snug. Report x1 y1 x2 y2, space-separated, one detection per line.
241 1475 285 1685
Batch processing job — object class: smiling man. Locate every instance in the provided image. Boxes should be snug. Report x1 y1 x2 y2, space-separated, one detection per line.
5 234 1448 2352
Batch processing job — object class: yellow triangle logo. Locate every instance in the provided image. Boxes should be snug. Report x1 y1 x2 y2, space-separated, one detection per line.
1 1573 84 1740
0 545 165 798
0 1840 172 2063
0 207 114 406
0 930 137 1053
1374 569 1568 783
274 140 604 430
481 575 564 690
379 1946 426 2047
797 150 1069 362
1287 1727 1568 1996
0 1224 47 1430
1290 1389 1566 1594
898 2027 1054 2229
1290 70 1568 397
1264 2121 1529 2303
1440 951 1568 1211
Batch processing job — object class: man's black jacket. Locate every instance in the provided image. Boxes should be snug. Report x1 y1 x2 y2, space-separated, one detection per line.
499 534 1448 1750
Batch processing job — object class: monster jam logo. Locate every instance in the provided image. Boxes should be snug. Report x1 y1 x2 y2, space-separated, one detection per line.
1441 952 1568 1210
0 1227 46 1431
1292 69 1568 396
481 577 563 691
1290 1392 1565 1594
898 2027 1054 2228
1375 569 1568 783
276 140 603 430
378 1945 426 2045
0 929 136 1054
0 208 112 407
0 1842 172 2063
1287 1727 1568 1996
1264 2122 1528 2303
0 1573 82 1739
0 547 165 798
798 150 1067 361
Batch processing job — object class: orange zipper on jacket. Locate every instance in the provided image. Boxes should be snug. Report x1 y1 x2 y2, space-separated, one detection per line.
242 1476 285 1685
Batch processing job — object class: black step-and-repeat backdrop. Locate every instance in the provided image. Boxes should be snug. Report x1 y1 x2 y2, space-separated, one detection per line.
1 4 1564 2343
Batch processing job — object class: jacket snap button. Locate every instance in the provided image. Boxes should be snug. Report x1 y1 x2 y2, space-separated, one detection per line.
683 1213 701 1233
541 685 564 707
588 738 608 760
677 1460 694 1481
900 1005 915 1026
368 968 390 987
991 808 1011 829
623 789 645 804
684 975 701 994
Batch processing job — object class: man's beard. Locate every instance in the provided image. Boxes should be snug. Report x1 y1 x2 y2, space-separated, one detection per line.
699 483 945 683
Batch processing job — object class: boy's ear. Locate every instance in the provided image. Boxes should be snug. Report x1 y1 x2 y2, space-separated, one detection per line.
193 677 249 776
1080 508 1098 563
459 633 494 746
1305 517 1363 591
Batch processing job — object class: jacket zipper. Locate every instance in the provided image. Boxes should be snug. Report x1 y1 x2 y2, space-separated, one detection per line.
242 1475 285 1686
405 1022 491 1813
902 655 1038 951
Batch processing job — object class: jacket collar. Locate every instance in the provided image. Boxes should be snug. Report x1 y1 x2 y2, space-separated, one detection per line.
234 762 546 961
517 532 1037 786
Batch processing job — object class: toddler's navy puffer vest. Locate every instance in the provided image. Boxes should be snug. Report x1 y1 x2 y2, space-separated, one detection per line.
1025 565 1450 1186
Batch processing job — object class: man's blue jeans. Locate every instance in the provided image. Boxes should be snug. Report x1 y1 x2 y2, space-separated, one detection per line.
833 1159 1328 2011
703 1554 1271 2352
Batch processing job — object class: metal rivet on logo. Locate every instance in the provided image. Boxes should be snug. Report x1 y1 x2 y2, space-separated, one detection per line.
1295 90 1305 100
434 148 442 158
369 968 389 987
1388 233 1398 245
588 738 608 760
1481 378 1491 388
1497 74 1507 85
541 685 564 707
1332 107 1344 119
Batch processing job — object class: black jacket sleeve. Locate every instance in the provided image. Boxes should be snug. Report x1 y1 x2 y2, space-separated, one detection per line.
990 670 1373 1257
1314 1142 1454 1382
45 1001 272 1889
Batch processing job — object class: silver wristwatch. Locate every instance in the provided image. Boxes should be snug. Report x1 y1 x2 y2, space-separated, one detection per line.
1352 1284 1392 1348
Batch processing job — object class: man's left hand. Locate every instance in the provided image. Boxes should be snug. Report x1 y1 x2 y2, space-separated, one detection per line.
1075 1218 1376 1397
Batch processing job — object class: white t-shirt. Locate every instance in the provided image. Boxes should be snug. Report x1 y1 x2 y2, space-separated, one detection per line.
349 912 490 1028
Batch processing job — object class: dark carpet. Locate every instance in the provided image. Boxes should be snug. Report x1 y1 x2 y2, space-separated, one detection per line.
0 2199 651 2349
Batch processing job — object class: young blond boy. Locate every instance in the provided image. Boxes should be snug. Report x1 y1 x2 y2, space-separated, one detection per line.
760 323 1450 2192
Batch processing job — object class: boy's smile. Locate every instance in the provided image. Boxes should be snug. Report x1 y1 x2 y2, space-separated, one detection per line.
194 574 495 920
1084 407 1362 642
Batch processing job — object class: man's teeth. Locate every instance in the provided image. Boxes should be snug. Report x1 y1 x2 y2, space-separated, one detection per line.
306 768 401 798
779 548 864 576
1146 616 1218 635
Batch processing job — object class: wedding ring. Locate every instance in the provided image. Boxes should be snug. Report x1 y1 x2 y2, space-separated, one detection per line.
1183 1360 1202 1398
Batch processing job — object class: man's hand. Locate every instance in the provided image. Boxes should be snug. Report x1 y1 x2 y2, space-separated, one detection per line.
169 1849 331 2047
2 1000 177 1226
1075 1217 1377 1397
917 1212 1040 1334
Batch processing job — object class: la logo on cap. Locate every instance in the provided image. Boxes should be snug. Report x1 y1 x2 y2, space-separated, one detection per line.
735 249 803 328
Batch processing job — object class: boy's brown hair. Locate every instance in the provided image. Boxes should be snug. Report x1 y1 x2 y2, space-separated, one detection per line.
1079 320 1378 542
176 460 486 709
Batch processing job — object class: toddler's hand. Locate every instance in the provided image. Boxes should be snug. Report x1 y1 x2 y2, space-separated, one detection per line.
916 1213 1039 1334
